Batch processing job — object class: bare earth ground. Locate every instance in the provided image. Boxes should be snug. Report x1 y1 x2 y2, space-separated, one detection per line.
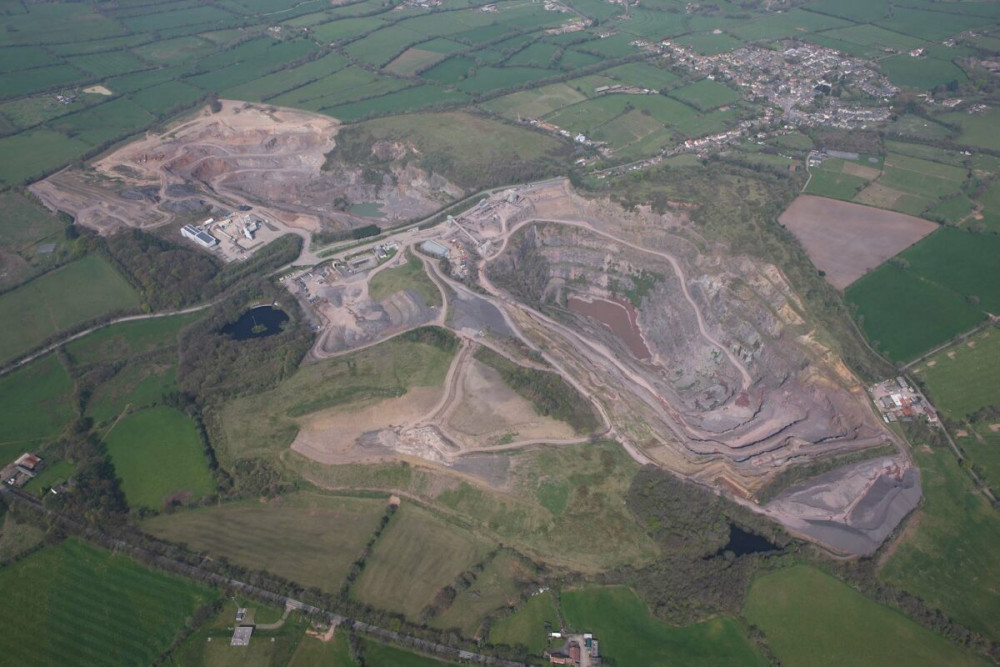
778 195 937 289
30 101 461 262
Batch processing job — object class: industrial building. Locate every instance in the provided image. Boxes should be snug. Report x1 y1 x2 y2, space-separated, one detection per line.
181 224 219 248
420 240 449 258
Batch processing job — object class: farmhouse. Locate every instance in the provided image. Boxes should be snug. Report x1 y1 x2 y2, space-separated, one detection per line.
2 452 44 487
181 224 219 249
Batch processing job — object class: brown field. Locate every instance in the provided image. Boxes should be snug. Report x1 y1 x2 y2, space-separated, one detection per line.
778 195 937 289
854 182 914 210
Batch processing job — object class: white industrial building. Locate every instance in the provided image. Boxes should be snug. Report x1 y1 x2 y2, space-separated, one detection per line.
181 224 218 248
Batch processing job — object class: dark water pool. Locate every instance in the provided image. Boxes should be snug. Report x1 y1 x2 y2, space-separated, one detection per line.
222 306 289 340
714 524 780 557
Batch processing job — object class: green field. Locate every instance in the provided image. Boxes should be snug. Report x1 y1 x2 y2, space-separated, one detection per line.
0 514 46 562
217 331 456 461
0 539 215 667
353 503 491 620
288 630 356 666
64 312 202 367
326 86 470 122
746 565 988 667
0 254 140 364
483 83 587 120
489 590 561 654
104 405 215 510
562 586 766 667
432 551 535 637
881 440 1000 641
369 250 441 307
912 328 1000 420
168 597 309 667
804 163 872 200
0 128 91 186
847 264 984 362
941 108 1000 152
86 359 178 424
879 54 967 91
0 355 74 457
669 79 740 110
144 493 388 593
361 638 458 666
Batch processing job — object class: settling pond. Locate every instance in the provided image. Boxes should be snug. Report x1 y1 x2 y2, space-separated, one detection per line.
222 305 289 340
567 295 651 360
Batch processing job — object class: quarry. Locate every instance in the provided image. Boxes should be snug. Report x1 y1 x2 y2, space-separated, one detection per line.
27 102 919 557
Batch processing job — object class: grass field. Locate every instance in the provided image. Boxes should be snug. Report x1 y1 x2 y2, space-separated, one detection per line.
0 128 91 186
369 251 441 307
847 264 984 362
881 441 1000 641
0 514 45 562
0 354 74 455
912 328 1000 420
22 459 74 494
144 492 388 593
899 227 1000 312
64 312 202 367
362 639 458 666
86 359 178 424
804 162 873 200
489 590 561 654
879 54 966 90
746 565 988 667
288 630 356 666
562 586 766 667
941 108 1000 152
217 332 455 461
352 503 491 620
483 83 587 120
669 79 740 110
104 405 215 510
432 551 535 637
0 254 140 364
0 539 215 667
168 597 309 667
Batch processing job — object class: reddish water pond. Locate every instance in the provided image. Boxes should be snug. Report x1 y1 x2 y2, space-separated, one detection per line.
567 295 651 360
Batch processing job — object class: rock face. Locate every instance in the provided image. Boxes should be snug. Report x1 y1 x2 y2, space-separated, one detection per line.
481 182 915 555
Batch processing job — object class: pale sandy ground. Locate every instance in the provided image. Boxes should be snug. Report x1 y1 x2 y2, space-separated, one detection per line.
290 386 442 464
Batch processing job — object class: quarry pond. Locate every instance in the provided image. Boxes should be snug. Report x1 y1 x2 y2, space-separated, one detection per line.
222 305 289 340
567 295 651 360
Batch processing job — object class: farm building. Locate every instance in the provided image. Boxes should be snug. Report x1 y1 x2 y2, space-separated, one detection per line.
420 240 449 258
2 452 44 487
181 224 218 248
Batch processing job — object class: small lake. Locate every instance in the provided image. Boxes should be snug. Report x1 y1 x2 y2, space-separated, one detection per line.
713 524 780 557
567 295 651 360
222 305 289 340
349 202 386 218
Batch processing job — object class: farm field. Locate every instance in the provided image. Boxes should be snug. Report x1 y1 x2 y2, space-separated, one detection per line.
0 354 74 460
326 85 469 122
778 195 937 290
143 493 388 594
104 405 215 510
669 79 740 110
288 630 356 667
489 590 561 654
361 639 459 666
847 264 984 363
0 539 215 667
85 359 178 424
0 254 140 364
431 551 536 637
167 597 309 667
352 503 492 620
941 108 1000 152
804 162 872 201
0 191 72 288
911 328 1000 421
878 54 966 90
847 227 999 361
0 129 91 186
482 83 587 120
745 565 989 667
64 312 202 366
562 586 766 667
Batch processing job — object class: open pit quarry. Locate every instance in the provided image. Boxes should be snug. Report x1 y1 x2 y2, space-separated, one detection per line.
29 101 462 258
289 178 918 557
